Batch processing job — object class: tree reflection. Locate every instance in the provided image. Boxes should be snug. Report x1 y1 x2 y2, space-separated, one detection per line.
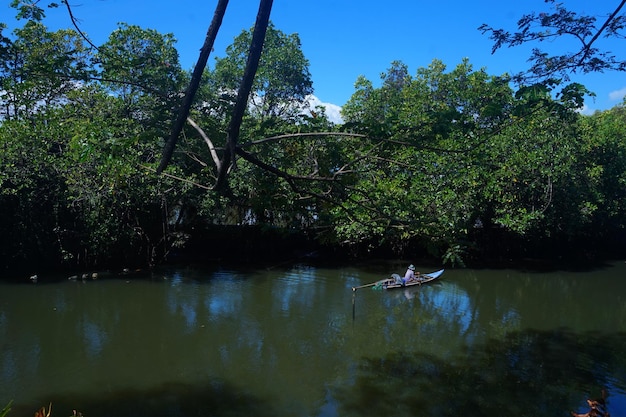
330 329 626 417
11 379 277 417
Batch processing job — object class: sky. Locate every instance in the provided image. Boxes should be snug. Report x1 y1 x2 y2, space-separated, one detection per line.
3 0 625 121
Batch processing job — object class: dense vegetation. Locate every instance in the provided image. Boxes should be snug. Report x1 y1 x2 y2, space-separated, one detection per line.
1 3 625 275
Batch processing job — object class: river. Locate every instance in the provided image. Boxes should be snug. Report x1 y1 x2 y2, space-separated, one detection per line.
1 260 625 417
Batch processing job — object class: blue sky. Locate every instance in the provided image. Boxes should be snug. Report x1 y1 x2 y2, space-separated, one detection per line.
3 0 625 118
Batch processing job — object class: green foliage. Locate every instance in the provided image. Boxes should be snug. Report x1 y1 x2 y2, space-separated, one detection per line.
97 23 183 97
338 59 520 255
1 6 626 270
336 56 626 261
210 22 313 121
442 244 466 267
175 21 327 228
1 21 93 120
96 23 185 137
577 103 626 233
10 0 58 21
0 20 189 271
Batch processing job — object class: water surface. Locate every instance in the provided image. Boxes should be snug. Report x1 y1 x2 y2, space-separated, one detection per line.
1 261 625 416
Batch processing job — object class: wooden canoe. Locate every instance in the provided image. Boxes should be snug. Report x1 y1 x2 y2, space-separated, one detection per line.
351 269 445 291
376 269 444 290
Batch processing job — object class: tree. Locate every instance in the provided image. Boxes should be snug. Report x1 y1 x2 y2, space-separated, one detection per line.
0 8 187 270
0 21 91 119
211 21 313 122
96 23 185 136
157 0 275 193
342 60 410 138
160 14 349 229
577 103 626 235
0 111 67 271
337 60 519 257
157 0 228 181
337 56 607 262
479 0 626 84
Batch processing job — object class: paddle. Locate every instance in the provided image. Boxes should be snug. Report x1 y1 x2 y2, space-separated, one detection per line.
352 282 379 291
352 277 394 291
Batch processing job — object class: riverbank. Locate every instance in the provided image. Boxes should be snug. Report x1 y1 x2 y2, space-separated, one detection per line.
2 224 624 279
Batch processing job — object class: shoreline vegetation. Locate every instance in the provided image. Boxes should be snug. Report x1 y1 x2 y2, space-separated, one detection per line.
2 224 624 281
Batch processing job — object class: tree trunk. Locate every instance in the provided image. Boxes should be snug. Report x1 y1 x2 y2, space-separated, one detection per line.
214 0 274 191
157 0 230 174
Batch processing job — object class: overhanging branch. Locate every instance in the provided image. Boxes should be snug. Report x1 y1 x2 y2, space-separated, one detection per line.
187 116 221 170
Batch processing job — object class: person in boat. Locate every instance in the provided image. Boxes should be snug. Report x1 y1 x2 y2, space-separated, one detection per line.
402 265 420 285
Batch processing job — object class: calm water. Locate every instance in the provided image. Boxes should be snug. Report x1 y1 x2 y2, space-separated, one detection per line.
1 260 626 417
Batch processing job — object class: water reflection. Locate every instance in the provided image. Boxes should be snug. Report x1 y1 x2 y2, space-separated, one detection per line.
79 320 107 358
207 284 244 324
1 262 626 417
273 266 320 315
330 328 626 417
0 347 16 382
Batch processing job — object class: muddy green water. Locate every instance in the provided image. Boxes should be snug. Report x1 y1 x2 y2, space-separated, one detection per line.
1 261 626 416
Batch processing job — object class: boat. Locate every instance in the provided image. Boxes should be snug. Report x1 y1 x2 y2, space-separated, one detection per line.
352 269 444 291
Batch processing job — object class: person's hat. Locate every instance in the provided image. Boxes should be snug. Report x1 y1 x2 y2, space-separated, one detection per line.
409 265 415 270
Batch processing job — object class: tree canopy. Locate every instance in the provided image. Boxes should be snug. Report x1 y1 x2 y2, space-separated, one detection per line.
1 1 626 274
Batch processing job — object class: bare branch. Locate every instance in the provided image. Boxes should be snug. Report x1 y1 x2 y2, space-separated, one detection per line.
579 0 626 65
182 151 209 168
235 147 338 182
60 0 99 50
186 116 221 170
240 131 366 148
140 165 212 190
234 146 398 229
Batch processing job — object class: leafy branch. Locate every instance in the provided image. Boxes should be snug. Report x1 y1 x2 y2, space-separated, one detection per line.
479 0 626 84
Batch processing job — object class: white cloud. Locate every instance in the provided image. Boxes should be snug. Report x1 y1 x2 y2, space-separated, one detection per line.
609 87 626 102
306 95 343 124
577 103 595 115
